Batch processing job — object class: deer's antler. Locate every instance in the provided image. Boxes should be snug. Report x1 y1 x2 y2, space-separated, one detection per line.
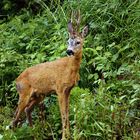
69 9 81 32
75 9 81 30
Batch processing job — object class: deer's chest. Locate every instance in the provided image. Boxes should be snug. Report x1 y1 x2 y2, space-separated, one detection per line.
61 69 79 85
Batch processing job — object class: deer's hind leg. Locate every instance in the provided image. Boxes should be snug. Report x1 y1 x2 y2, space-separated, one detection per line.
24 99 37 127
38 101 45 124
24 95 45 127
11 87 34 128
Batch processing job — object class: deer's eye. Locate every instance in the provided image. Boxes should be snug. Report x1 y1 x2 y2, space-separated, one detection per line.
76 41 80 45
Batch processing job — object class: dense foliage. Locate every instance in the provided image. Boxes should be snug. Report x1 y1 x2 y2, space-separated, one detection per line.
0 0 140 139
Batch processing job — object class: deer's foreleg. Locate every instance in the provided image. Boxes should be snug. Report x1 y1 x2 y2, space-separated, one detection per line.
58 88 71 140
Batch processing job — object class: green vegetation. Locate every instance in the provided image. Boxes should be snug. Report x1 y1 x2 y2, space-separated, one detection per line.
0 0 140 139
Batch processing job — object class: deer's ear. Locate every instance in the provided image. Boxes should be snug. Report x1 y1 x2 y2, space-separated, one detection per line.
68 21 74 34
81 24 89 38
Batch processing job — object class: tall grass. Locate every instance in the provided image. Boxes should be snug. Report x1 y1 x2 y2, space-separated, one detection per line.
0 87 139 139
0 0 140 139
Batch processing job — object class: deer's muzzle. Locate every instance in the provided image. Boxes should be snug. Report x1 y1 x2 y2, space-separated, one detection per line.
66 50 74 56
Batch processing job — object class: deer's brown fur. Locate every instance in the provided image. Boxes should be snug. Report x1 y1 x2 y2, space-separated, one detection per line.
11 15 88 140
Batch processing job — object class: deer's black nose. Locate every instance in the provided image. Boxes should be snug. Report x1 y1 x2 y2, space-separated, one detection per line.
66 50 74 56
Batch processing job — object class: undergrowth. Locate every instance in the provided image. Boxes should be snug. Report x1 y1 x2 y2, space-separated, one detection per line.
0 0 140 139
0 87 139 139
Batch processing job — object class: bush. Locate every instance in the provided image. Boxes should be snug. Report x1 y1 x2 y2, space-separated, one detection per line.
0 87 139 139
0 0 140 139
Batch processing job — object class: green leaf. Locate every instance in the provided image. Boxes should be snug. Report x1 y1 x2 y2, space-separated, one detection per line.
88 74 94 80
96 46 103 51
129 98 139 105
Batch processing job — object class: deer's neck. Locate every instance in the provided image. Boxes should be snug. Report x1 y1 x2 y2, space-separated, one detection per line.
71 49 83 73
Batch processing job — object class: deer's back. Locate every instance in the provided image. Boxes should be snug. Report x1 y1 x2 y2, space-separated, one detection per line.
16 57 78 95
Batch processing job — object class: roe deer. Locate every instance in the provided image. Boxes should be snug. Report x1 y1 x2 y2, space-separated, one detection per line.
11 12 89 140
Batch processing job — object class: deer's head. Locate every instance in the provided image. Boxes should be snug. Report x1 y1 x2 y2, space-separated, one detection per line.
66 11 89 56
